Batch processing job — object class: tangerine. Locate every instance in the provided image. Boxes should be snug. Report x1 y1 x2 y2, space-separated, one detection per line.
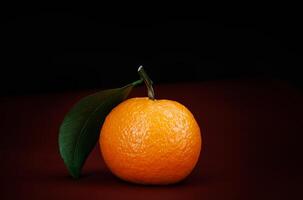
99 97 201 185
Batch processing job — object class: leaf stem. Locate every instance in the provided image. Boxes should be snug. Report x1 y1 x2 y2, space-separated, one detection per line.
138 66 155 100
131 79 144 87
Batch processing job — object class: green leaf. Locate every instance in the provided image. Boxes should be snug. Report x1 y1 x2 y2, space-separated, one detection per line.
59 80 142 178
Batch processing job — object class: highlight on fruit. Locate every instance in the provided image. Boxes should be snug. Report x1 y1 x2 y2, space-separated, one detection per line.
59 66 202 184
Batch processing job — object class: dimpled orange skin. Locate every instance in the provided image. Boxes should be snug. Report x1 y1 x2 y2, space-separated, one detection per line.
99 97 202 185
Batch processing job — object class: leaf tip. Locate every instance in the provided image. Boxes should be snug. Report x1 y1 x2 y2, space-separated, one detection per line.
69 166 81 179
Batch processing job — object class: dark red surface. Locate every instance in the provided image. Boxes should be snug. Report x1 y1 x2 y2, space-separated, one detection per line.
1 79 303 199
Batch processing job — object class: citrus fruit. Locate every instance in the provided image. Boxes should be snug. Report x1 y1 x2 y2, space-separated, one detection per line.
99 97 202 185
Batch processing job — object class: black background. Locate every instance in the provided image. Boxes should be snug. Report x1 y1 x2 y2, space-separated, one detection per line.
1 6 303 95
1 6 303 200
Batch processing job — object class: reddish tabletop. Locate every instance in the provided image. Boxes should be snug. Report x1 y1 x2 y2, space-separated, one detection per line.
1 79 303 200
